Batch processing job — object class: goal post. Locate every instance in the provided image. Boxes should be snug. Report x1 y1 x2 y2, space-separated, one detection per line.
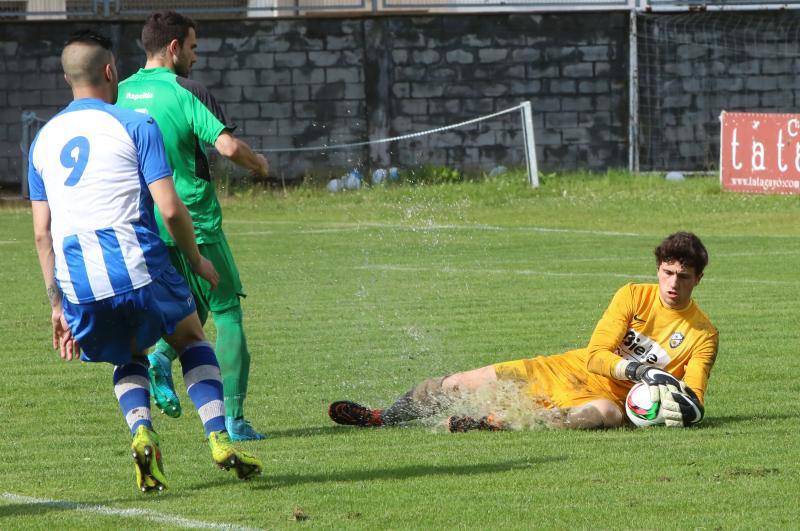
259 101 540 188
520 101 540 188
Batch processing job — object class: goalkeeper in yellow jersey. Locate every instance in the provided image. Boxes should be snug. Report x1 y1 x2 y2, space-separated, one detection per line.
329 232 718 430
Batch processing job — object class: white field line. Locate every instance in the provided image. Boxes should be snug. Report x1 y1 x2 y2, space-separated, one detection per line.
715 250 800 257
0 240 22 244
227 227 800 261
515 250 800 263
231 227 367 236
0 492 263 531
554 250 800 262
224 219 300 225
356 264 800 286
224 222 800 260
228 230 277 236
358 264 655 281
224 220 800 241
224 220 640 237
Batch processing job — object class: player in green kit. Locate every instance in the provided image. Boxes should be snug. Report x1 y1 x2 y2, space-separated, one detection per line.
118 10 269 440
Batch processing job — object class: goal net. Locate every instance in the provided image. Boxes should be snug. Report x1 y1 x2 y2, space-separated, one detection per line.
636 11 800 172
249 101 538 188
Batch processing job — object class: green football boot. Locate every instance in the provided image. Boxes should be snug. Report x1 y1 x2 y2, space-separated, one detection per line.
131 425 168 493
148 351 181 418
208 430 263 480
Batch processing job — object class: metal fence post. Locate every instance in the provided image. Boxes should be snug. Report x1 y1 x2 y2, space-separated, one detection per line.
628 9 640 173
20 112 33 198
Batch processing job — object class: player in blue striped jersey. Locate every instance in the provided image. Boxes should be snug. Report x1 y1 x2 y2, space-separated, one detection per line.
28 30 262 492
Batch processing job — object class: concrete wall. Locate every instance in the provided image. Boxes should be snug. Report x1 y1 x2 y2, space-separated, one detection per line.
3 12 798 186
0 13 629 187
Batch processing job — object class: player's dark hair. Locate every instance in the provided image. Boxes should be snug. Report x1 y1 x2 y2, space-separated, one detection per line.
65 29 112 50
654 232 708 274
141 10 197 56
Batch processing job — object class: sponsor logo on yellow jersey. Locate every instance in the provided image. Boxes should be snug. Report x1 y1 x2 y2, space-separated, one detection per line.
618 329 671 367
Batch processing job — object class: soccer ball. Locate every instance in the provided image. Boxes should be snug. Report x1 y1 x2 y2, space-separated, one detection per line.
625 382 665 427
372 168 387 185
343 170 362 190
326 178 343 192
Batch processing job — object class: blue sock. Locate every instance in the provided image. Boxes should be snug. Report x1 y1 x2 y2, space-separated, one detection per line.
179 341 226 435
113 360 152 435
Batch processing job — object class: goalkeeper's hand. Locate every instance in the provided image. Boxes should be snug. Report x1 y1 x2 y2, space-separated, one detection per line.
624 362 682 403
659 383 704 427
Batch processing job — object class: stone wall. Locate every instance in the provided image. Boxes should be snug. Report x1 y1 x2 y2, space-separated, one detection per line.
4 12 800 187
0 13 629 188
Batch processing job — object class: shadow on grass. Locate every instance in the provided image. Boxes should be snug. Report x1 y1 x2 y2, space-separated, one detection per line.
258 425 347 439
159 456 552 490
180 456 566 492
255 456 566 490
257 424 476 439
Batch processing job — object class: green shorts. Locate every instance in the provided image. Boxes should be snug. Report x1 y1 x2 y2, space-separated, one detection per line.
168 231 245 314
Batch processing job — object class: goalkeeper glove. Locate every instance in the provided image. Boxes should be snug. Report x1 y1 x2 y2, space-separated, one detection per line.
659 383 704 427
624 362 682 403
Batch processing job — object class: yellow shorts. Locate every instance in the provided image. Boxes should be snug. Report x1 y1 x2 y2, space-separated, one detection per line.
493 349 623 409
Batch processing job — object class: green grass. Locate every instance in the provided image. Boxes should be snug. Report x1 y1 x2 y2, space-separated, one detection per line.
1 171 798 529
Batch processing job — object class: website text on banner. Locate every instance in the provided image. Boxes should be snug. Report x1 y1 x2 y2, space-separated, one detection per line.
719 112 800 195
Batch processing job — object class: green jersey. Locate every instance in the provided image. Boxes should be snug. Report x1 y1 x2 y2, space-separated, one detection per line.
118 67 233 245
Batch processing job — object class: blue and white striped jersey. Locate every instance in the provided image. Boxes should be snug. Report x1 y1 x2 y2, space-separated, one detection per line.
29 98 173 304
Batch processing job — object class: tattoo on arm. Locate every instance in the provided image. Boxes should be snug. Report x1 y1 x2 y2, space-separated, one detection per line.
47 284 62 307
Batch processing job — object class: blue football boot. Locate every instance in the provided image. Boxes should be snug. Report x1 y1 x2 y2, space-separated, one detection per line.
225 416 266 441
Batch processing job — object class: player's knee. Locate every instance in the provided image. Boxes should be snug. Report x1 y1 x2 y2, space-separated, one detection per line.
566 400 623 429
603 405 625 428
590 400 625 428
442 365 496 392
412 376 447 401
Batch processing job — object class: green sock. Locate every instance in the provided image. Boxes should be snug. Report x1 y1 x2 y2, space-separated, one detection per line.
212 304 250 418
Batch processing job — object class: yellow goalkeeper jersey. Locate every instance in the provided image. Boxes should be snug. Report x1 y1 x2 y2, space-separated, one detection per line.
584 282 718 404
495 283 718 409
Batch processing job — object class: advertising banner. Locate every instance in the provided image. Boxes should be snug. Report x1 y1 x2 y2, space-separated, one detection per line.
719 112 800 194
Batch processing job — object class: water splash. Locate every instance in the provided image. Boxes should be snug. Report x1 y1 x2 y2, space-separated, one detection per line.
418 379 560 432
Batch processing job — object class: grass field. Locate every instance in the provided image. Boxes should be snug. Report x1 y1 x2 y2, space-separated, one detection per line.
1 171 798 529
